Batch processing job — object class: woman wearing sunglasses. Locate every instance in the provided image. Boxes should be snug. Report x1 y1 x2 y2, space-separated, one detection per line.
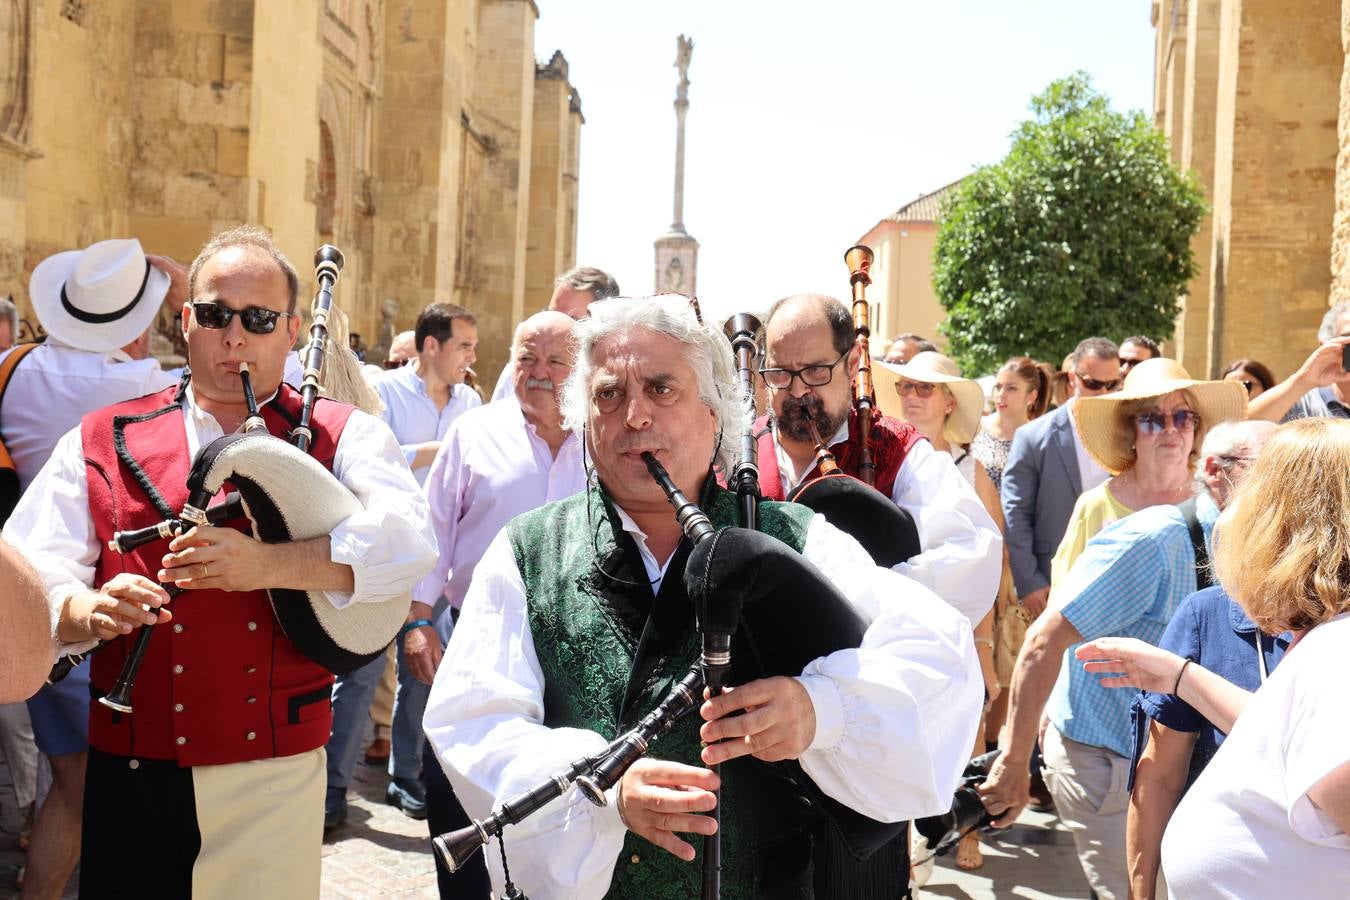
1220 357 1276 399
875 351 1004 872
1051 359 1242 588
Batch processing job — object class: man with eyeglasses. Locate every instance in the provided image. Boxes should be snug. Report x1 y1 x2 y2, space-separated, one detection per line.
980 419 1264 900
6 225 436 895
753 293 1000 625
1002 337 1122 621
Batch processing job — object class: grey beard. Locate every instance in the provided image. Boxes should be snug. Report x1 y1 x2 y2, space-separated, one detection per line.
777 394 846 443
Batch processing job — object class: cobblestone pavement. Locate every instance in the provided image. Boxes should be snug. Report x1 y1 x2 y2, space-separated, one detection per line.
1 752 1090 899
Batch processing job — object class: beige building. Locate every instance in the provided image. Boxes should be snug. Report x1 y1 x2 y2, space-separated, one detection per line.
855 180 961 353
1152 0 1345 380
0 0 582 378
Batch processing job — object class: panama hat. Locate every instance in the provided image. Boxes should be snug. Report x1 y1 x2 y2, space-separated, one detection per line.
29 238 169 354
1075 357 1248 475
874 351 985 444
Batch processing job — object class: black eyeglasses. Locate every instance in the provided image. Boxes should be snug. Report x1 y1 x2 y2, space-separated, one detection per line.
896 381 938 398
189 301 295 335
759 350 848 391
1134 409 1199 435
1077 372 1122 392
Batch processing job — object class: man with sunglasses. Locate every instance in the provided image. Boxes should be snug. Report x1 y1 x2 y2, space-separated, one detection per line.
754 293 1000 625
1118 336 1160 376
1002 337 1122 621
7 225 436 896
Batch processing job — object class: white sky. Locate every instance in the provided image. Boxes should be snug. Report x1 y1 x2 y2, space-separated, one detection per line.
534 1 1156 325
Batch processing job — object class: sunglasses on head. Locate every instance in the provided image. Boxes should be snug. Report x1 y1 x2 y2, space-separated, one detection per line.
189 300 295 335
1077 372 1122 392
1134 409 1199 435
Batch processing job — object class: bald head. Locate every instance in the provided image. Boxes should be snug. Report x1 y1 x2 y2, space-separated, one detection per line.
387 330 416 366
762 293 853 358
512 310 575 427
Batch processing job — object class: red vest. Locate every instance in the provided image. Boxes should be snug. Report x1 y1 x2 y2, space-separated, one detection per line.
754 408 925 501
81 384 353 766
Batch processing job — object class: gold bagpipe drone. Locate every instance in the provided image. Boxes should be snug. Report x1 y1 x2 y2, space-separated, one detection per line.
50 246 408 708
432 248 920 899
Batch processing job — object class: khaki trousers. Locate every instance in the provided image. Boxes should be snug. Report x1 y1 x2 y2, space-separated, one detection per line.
1041 724 1134 900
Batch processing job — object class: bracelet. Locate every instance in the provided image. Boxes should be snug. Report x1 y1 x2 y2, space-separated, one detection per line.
1172 658 1192 695
973 638 995 648
399 618 434 638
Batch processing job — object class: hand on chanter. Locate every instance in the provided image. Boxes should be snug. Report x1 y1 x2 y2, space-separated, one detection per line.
1076 637 1188 695
159 525 268 592
60 573 172 642
617 758 719 861
698 676 816 765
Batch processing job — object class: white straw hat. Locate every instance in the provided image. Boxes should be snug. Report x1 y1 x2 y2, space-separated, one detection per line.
29 239 169 354
1075 357 1248 474
874 351 985 444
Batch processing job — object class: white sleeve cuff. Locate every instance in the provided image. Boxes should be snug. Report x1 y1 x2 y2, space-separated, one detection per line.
798 673 843 752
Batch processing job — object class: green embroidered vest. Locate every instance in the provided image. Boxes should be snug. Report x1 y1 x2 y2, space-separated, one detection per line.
509 485 817 900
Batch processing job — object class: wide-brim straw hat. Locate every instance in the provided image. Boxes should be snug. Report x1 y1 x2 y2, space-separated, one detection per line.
29 238 169 354
1075 357 1248 475
874 351 985 444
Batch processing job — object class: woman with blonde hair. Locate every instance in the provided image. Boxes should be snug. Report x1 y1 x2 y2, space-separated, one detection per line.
1077 418 1350 898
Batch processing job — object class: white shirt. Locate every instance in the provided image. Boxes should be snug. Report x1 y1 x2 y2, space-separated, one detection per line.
3 385 438 652
373 363 481 484
1161 614 1350 898
1067 398 1110 492
424 507 983 900
414 397 587 630
490 359 515 402
772 421 1001 624
0 341 179 490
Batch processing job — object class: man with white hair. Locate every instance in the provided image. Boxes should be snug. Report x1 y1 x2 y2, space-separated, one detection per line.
415 309 585 896
425 295 982 898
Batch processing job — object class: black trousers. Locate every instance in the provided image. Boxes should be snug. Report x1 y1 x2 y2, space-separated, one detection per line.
423 739 491 899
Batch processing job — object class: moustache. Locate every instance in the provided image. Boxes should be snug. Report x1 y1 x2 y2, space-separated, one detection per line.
778 394 835 441
525 377 554 391
612 434 663 456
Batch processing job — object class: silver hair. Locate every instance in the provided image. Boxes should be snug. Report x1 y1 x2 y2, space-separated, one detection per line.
1317 302 1350 342
560 296 747 476
555 266 620 301
1193 419 1278 496
0 296 18 340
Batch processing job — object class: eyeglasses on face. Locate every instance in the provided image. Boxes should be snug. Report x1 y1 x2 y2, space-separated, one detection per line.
1119 357 1145 371
1077 372 1122 392
1216 453 1255 467
895 380 938 399
759 350 847 391
1134 409 1199 435
189 301 295 335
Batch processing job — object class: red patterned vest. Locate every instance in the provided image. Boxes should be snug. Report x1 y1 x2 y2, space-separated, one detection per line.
81 383 353 766
754 407 926 501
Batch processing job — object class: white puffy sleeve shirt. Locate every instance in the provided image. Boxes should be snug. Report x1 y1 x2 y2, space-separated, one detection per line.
3 389 437 651
423 509 983 900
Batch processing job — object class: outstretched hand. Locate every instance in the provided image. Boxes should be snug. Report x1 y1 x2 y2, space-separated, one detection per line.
1076 637 1187 694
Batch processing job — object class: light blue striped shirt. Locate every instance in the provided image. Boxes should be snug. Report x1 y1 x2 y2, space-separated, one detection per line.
1048 493 1218 758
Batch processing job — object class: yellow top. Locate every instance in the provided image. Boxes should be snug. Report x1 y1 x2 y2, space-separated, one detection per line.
1049 480 1135 588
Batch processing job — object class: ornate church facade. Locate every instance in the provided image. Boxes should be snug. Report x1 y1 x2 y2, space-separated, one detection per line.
0 0 582 374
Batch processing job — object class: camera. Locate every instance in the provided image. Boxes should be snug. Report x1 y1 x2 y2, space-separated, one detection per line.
912 750 1001 856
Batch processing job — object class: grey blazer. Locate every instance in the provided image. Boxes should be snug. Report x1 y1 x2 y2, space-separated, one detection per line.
1000 404 1084 597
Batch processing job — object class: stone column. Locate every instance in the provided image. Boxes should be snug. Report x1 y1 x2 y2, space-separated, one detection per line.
524 51 572 312
654 35 698 295
1332 0 1350 304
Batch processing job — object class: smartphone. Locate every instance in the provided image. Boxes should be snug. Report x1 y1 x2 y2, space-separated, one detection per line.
1343 343 1350 373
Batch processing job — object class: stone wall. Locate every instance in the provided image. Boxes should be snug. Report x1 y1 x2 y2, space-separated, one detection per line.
0 0 583 377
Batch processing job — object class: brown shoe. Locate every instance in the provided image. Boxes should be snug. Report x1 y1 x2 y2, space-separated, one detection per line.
363 737 391 766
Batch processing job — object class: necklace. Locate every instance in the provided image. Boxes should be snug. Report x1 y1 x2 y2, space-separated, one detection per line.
1113 467 1190 508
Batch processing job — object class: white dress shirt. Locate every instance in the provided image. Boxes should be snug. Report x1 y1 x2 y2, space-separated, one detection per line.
3 385 438 651
1067 397 1110 492
415 397 587 633
373 363 482 484
772 421 1002 625
0 340 180 490
424 507 983 900
490 358 515 402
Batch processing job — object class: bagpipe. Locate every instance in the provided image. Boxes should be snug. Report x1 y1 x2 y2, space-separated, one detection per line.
49 246 407 709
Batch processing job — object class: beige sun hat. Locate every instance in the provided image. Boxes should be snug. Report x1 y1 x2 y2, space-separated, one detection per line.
874 351 985 444
1075 357 1248 475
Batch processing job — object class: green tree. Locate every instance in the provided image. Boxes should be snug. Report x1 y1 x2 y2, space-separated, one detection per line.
933 73 1206 374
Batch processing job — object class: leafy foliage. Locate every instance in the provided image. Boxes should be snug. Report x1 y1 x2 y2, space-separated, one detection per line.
933 73 1206 374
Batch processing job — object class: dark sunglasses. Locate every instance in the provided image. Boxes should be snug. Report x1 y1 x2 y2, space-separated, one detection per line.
1134 409 1199 435
189 301 295 335
895 381 938 398
1077 372 1122 392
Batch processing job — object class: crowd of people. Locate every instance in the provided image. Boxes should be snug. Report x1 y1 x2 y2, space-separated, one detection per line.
0 226 1346 900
